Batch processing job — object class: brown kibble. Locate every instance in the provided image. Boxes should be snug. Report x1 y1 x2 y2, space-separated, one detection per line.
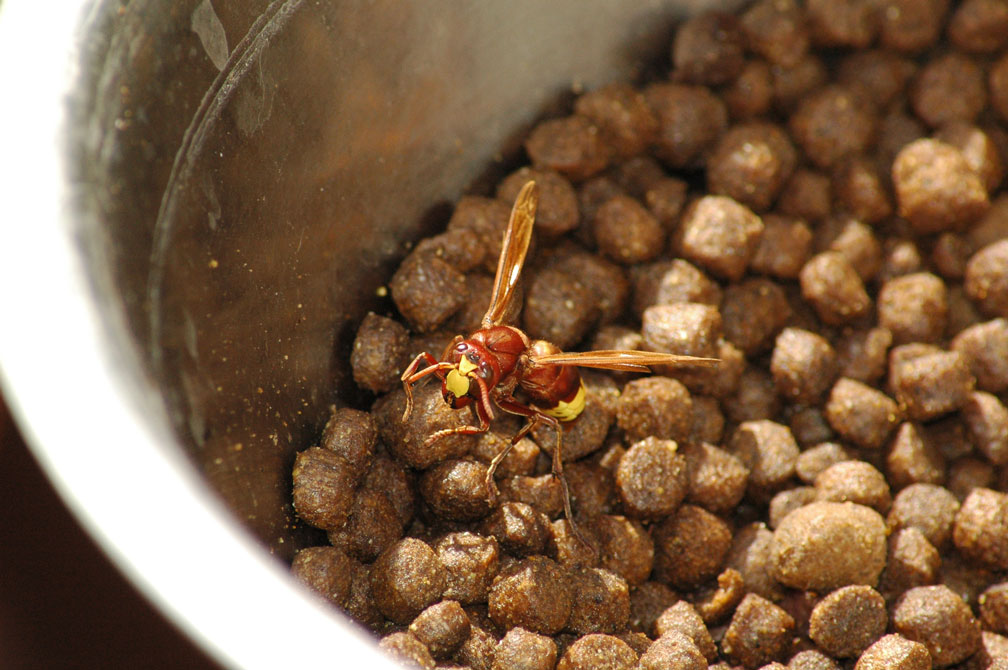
979 582 1008 635
549 250 629 326
372 384 476 470
567 567 630 635
492 627 558 670
892 139 990 235
641 302 723 361
574 83 658 160
934 122 1004 194
472 429 539 481
644 82 728 168
345 561 383 630
419 460 494 522
654 601 717 661
521 266 598 350
814 460 892 514
962 391 1008 466
445 196 511 273
409 600 471 659
592 195 664 266
691 568 745 625
892 585 982 667
836 327 892 384
951 318 1008 392
328 487 404 562
454 614 497 670
371 538 447 625
525 115 610 182
950 0 1008 53
832 156 893 225
965 239 1008 317
721 278 792 356
630 259 721 318
854 634 932 670
488 556 572 635
557 634 637 670
877 273 948 345
740 0 809 67
772 501 887 592
727 420 799 499
435 532 500 605
878 0 945 52
672 10 746 85
391 252 468 333
809 585 887 658
790 85 876 169
615 437 688 519
770 328 838 404
800 251 872 325
947 456 995 500
779 169 831 222
931 232 973 280
639 631 706 670
707 122 797 212
531 375 616 464
653 504 732 590
772 55 830 113
729 523 786 602
360 455 414 530
789 649 841 670
837 49 916 110
724 60 775 120
953 488 1008 570
379 631 436 670
479 502 550 558
879 527 941 601
616 376 692 444
497 168 578 239
680 441 749 515
795 442 852 484
291 546 354 609
292 447 356 531
819 216 882 282
628 581 679 636
824 378 901 450
320 407 377 480
593 515 654 587
889 349 975 421
789 408 834 447
643 177 688 229
911 53 986 128
677 195 764 280
722 593 796 668
499 474 564 519
886 422 947 490
351 313 410 393
750 214 813 279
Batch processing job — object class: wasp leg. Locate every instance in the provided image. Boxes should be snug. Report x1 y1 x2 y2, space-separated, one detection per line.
422 396 493 447
400 352 450 421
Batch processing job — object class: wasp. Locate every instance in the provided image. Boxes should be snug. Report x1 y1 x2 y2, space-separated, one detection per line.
401 180 718 529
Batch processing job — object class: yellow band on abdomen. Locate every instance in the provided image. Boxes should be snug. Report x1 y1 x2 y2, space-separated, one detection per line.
544 382 586 422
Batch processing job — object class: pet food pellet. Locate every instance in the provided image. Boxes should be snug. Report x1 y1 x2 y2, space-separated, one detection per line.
949 0 1008 53
818 216 882 281
947 456 995 500
740 0 809 67
562 462 614 519
454 615 497 670
360 455 415 529
779 168 831 222
628 581 679 636
789 649 841 670
566 567 630 635
549 250 629 326
879 237 924 282
799 251 872 325
435 532 499 605
892 585 982 667
795 442 852 484
877 272 948 344
930 231 972 280
772 54 829 113
892 138 990 235
643 82 728 168
980 582 1008 635
729 523 786 602
723 60 774 121
721 593 796 668
488 556 573 635
320 407 377 480
420 460 495 522
499 475 564 519
953 487 1008 570
653 504 732 590
885 422 946 490
853 633 931 670
691 567 745 625
672 10 746 86
721 278 791 356
409 600 471 660
961 391 1008 466
789 407 834 447
750 214 812 279
724 366 782 425
371 538 447 625
832 157 893 225
707 122 797 212
531 377 616 463
824 378 901 450
772 501 887 592
472 429 538 481
445 196 511 273
525 115 610 182
727 420 799 499
616 376 692 444
557 634 637 670
676 195 764 281
592 195 665 266
965 239 1008 317
814 460 892 514
951 318 1008 392
638 631 706 670
879 527 940 600
808 585 887 658
654 601 717 661
630 259 721 318
643 177 688 229
372 383 476 469
379 632 436 670
615 437 688 519
770 327 838 403
291 546 354 609
687 394 725 445
889 349 975 421
351 313 410 393
291 447 356 531
492 627 558 670
479 502 550 558
390 251 468 333
328 487 404 562
497 167 578 239
521 266 599 350
680 441 749 515
574 83 658 160
911 53 986 127
836 327 892 384
641 302 724 359
768 487 817 529
889 481 962 550
790 84 876 168
593 515 654 587
934 122 1004 194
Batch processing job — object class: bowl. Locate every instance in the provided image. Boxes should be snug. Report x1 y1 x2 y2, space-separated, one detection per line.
0 1 736 667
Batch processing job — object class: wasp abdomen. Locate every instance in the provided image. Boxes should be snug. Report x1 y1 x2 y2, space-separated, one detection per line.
519 340 586 423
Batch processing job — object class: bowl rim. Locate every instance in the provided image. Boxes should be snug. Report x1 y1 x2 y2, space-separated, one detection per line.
0 2 398 668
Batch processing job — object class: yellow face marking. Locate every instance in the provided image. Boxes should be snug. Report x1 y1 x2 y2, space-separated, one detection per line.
458 357 477 375
445 368 470 398
545 382 586 422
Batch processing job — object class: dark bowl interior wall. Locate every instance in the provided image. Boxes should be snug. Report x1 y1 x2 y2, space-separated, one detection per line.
76 0 736 560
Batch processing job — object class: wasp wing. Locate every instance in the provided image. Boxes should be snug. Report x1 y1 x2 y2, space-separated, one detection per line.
530 349 720 373
481 180 538 329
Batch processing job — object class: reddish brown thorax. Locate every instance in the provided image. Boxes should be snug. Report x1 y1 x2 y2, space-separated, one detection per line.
441 326 529 408
518 340 585 422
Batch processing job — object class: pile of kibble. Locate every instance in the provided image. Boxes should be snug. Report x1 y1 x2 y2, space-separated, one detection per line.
289 1 1008 668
